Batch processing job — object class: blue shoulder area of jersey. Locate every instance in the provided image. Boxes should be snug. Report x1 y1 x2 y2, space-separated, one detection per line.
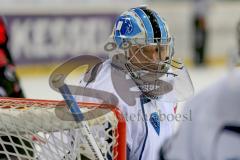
150 112 160 135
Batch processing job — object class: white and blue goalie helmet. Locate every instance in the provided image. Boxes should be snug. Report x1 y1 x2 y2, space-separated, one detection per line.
105 6 175 71
105 6 194 102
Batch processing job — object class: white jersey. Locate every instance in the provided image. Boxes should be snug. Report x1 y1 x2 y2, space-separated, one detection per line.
76 59 176 160
160 69 240 160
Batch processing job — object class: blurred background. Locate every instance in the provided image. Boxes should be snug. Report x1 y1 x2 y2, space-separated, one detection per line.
0 0 239 101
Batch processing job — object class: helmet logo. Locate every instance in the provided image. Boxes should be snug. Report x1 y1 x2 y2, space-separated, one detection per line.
113 15 141 47
116 18 133 35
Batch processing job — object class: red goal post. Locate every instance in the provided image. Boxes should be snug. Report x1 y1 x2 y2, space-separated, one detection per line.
0 97 126 160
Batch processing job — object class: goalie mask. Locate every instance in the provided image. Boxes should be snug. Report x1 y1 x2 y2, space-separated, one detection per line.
105 6 194 102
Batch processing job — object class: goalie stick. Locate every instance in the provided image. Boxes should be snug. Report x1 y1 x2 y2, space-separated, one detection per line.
51 74 105 160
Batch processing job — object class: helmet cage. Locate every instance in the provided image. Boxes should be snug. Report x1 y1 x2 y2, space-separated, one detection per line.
105 36 177 74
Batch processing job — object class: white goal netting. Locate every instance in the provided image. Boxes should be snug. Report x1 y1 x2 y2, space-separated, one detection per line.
0 98 126 160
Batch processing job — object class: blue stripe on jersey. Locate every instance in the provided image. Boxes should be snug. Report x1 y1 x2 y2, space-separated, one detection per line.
152 11 168 43
132 8 154 43
139 95 149 160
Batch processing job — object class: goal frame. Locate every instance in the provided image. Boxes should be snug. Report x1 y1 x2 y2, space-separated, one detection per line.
0 97 126 160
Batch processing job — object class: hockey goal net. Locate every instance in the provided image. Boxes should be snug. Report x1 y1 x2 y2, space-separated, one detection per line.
0 97 126 160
